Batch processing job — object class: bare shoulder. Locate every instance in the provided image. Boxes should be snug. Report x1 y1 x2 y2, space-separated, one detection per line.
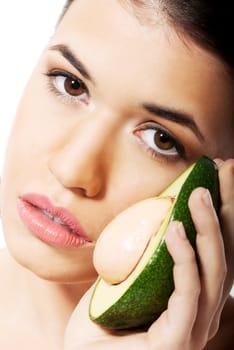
205 295 234 350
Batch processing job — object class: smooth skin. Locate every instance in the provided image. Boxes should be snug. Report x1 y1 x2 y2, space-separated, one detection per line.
0 0 233 349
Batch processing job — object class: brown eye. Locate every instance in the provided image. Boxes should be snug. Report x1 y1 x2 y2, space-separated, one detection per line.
154 131 175 150
134 125 180 158
63 76 87 96
47 70 89 102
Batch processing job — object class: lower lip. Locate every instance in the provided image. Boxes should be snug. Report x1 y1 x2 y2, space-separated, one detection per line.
17 198 91 248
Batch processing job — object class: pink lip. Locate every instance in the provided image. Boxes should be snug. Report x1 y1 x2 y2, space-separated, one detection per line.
17 193 92 248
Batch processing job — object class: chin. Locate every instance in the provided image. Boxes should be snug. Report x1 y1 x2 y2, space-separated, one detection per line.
6 234 98 284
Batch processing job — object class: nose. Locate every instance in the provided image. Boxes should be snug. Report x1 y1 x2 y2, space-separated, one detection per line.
48 120 110 198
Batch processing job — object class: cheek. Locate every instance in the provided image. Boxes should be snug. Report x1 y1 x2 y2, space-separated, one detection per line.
4 93 56 174
107 159 187 218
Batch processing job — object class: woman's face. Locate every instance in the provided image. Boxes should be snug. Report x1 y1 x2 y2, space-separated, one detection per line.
1 0 233 283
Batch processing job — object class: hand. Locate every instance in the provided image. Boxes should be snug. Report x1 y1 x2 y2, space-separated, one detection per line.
215 159 234 295
64 159 234 350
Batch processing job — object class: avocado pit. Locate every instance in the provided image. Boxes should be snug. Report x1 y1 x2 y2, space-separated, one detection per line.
93 197 173 284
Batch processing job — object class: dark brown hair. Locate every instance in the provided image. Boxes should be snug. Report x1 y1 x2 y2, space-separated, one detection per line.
60 0 233 74
59 0 74 22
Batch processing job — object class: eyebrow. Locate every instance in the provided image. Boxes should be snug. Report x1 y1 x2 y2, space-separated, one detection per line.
143 103 205 142
49 44 94 83
48 44 204 141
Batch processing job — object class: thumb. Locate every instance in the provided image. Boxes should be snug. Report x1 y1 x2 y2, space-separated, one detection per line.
64 283 109 348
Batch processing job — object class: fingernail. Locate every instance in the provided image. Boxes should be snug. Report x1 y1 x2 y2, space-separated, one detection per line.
175 222 187 240
202 189 212 207
214 158 224 168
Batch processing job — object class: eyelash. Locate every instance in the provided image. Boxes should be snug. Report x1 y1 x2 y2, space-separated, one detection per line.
133 122 186 161
44 69 186 161
45 69 90 105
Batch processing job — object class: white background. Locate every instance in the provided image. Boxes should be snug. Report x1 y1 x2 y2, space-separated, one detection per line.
0 1 233 297
0 1 64 247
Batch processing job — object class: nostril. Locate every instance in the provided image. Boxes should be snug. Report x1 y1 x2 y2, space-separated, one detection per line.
48 155 104 198
81 176 104 198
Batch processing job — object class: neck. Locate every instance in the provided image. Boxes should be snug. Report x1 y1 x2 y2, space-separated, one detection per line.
1 249 94 340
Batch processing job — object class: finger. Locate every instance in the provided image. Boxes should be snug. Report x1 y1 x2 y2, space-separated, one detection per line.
152 221 200 343
213 158 224 168
218 159 234 287
218 158 234 200
64 286 101 345
65 284 148 350
209 160 234 340
188 188 226 340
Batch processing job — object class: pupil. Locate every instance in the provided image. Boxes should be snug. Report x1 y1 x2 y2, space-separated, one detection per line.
70 79 80 90
159 132 170 143
65 77 83 96
154 131 173 150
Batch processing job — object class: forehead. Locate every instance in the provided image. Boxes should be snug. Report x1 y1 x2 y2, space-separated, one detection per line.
52 0 233 136
56 1 226 78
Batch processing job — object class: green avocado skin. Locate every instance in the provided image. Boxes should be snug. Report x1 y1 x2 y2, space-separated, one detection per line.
90 156 220 330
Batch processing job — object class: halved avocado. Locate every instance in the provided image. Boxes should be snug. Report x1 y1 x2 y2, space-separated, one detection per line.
89 156 219 330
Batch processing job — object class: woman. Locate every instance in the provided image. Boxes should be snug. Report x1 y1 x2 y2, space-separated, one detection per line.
0 0 233 349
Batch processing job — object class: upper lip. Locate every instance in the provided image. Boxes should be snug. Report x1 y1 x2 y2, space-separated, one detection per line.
19 193 91 241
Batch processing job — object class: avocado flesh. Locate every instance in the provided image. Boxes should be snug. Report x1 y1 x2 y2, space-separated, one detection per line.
89 156 219 330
